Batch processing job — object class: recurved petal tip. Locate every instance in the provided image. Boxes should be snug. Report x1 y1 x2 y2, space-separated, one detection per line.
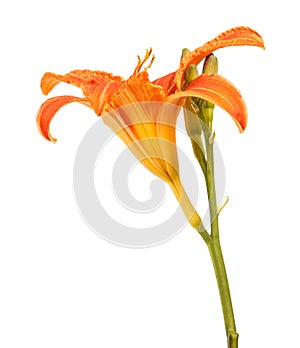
40 72 62 95
36 95 90 142
168 74 248 132
176 26 265 88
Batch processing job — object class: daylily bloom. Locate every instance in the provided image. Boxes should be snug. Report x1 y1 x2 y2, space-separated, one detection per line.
37 26 264 230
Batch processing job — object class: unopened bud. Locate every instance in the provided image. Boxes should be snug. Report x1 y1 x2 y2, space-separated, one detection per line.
202 54 218 74
181 49 205 170
181 48 199 86
181 48 191 59
199 54 218 127
185 64 199 85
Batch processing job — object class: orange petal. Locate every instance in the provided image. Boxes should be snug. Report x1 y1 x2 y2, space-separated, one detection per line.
167 74 247 132
110 71 165 106
110 73 181 180
176 26 265 88
155 102 182 179
108 72 166 139
104 72 176 181
152 71 177 95
41 70 123 95
103 107 171 182
168 175 201 229
82 80 124 115
36 95 91 142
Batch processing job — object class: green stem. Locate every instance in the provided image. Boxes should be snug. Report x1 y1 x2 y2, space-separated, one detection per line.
207 237 238 347
182 53 238 347
203 131 238 348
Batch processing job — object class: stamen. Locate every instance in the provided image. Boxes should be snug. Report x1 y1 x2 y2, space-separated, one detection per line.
134 55 142 74
145 54 155 70
133 48 155 74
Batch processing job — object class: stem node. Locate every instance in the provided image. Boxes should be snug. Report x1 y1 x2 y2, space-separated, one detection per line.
228 332 239 348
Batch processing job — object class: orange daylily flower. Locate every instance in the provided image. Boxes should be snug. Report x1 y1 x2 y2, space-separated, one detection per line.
37 26 264 230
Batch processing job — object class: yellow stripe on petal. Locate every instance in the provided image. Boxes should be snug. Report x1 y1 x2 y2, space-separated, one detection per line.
102 106 171 183
155 102 182 179
107 72 168 168
82 80 124 115
167 74 248 132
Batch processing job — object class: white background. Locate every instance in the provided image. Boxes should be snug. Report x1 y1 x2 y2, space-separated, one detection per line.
1 0 299 347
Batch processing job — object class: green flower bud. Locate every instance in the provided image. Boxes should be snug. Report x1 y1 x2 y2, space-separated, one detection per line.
185 64 199 85
181 48 191 59
181 48 199 86
202 54 218 74
198 54 218 128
